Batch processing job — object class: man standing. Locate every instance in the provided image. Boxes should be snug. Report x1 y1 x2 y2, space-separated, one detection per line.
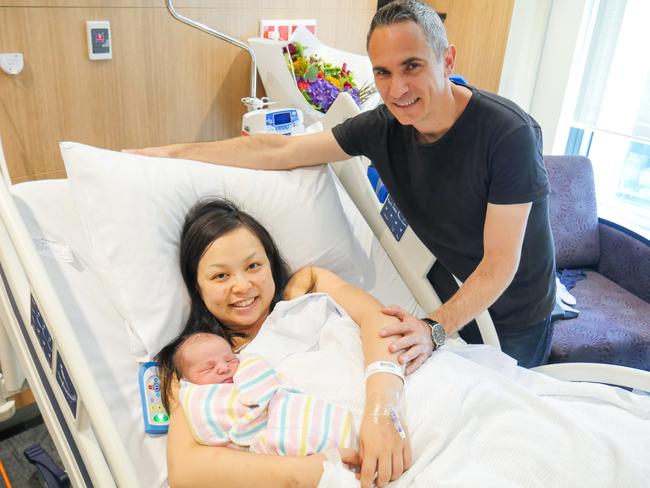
132 0 556 369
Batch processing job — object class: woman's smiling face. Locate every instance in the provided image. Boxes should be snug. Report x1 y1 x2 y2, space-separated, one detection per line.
196 226 275 338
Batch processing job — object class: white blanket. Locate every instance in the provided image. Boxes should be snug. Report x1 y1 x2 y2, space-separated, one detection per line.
245 294 650 488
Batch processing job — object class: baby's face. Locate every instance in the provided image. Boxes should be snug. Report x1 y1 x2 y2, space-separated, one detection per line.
179 333 240 385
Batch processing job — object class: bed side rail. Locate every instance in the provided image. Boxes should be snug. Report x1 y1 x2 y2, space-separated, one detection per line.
0 139 140 486
532 362 650 393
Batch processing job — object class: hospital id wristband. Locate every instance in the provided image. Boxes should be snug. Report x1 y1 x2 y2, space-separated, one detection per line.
364 361 405 383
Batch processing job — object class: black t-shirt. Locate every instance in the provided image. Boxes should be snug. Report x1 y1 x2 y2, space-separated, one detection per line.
332 86 556 328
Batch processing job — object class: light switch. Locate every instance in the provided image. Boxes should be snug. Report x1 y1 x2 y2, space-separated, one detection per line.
87 21 112 60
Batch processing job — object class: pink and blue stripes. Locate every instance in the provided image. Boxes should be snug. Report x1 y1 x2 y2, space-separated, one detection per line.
180 354 355 455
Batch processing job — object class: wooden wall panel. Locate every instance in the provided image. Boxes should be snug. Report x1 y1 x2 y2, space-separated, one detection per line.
426 0 515 92
0 1 375 182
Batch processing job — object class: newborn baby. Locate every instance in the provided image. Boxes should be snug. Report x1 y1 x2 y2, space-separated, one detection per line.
176 332 356 455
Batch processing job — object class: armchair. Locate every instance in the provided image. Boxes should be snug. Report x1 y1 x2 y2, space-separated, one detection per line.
545 155 650 370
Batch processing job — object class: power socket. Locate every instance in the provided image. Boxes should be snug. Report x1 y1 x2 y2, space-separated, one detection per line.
0 53 24 75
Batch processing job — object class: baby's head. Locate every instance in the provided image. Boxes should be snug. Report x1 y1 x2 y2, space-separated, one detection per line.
176 332 240 385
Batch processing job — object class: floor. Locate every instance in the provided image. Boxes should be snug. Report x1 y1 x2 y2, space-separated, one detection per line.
0 404 61 487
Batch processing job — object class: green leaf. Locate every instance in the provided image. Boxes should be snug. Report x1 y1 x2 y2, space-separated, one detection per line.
304 63 319 82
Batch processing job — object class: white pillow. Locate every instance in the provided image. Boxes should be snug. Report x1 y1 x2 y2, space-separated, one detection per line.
61 142 367 361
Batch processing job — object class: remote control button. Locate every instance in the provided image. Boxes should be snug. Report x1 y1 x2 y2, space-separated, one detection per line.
149 397 154 403
156 393 160 398
162 414 169 422
153 384 160 392
153 377 159 383
148 385 152 390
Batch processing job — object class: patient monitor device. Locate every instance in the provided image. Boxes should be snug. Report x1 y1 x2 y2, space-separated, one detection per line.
241 108 305 136
139 362 169 434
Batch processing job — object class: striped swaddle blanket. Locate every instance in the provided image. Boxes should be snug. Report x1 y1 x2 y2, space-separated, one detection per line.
180 354 355 455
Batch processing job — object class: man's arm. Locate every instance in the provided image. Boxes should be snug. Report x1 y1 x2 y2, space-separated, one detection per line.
381 202 532 371
428 201 531 332
127 129 351 170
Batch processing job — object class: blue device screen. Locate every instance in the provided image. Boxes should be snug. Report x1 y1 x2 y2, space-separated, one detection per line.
273 112 292 125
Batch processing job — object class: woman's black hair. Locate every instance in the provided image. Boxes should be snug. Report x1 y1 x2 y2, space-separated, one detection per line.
155 198 292 411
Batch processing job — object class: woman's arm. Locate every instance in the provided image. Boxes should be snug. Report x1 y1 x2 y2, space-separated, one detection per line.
166 383 342 488
285 267 412 488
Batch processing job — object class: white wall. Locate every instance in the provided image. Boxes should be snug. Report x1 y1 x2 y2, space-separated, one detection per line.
499 0 597 154
498 0 552 113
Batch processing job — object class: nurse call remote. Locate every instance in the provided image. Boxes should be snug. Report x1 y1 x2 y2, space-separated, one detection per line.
139 361 169 434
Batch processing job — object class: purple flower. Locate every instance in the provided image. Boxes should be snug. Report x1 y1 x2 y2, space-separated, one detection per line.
345 87 361 107
306 78 341 113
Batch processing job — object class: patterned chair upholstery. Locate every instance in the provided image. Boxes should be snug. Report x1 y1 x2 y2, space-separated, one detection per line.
545 155 650 370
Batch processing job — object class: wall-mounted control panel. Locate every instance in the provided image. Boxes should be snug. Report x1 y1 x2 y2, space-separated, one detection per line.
86 21 112 60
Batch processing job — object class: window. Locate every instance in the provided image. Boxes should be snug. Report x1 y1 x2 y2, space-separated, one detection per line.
565 0 650 238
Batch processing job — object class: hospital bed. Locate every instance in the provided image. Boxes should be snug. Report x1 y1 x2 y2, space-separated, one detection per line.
1 135 649 488
1 34 650 488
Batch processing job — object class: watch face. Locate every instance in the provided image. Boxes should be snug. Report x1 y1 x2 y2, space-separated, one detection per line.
431 323 446 346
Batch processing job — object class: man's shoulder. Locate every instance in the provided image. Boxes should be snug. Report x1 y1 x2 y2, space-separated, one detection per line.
349 103 395 125
333 103 400 154
471 87 540 131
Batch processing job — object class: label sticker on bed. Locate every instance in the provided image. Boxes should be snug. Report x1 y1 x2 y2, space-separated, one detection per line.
55 354 78 419
380 196 408 241
32 237 74 263
30 295 54 367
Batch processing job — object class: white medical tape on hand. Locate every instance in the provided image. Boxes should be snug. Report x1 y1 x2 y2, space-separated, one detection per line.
388 407 407 439
364 361 405 383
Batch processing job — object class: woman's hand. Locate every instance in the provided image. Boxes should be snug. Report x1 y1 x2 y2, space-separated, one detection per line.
358 394 412 488
380 305 434 375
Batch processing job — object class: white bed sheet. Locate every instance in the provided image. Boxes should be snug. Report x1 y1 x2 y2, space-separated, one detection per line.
11 176 422 487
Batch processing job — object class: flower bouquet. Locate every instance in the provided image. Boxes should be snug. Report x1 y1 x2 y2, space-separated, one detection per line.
283 41 376 114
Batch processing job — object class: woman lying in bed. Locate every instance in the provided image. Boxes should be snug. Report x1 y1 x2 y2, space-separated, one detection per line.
160 198 650 488
160 198 415 488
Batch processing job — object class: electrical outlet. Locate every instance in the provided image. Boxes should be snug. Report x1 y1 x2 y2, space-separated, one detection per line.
260 19 316 41
0 53 24 75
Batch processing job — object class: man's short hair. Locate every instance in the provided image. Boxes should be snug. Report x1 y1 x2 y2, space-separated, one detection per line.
367 0 448 60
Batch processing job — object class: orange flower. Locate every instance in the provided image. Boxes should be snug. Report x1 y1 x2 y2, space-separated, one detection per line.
326 76 342 89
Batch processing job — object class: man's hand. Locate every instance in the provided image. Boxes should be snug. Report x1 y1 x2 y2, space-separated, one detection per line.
380 305 434 375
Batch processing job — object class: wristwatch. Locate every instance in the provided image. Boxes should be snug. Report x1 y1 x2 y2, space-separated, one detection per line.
421 318 446 350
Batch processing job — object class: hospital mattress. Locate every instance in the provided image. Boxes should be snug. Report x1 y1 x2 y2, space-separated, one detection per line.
7 176 422 487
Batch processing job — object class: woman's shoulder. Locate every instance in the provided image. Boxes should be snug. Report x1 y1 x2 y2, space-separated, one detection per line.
283 266 350 300
283 266 321 300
